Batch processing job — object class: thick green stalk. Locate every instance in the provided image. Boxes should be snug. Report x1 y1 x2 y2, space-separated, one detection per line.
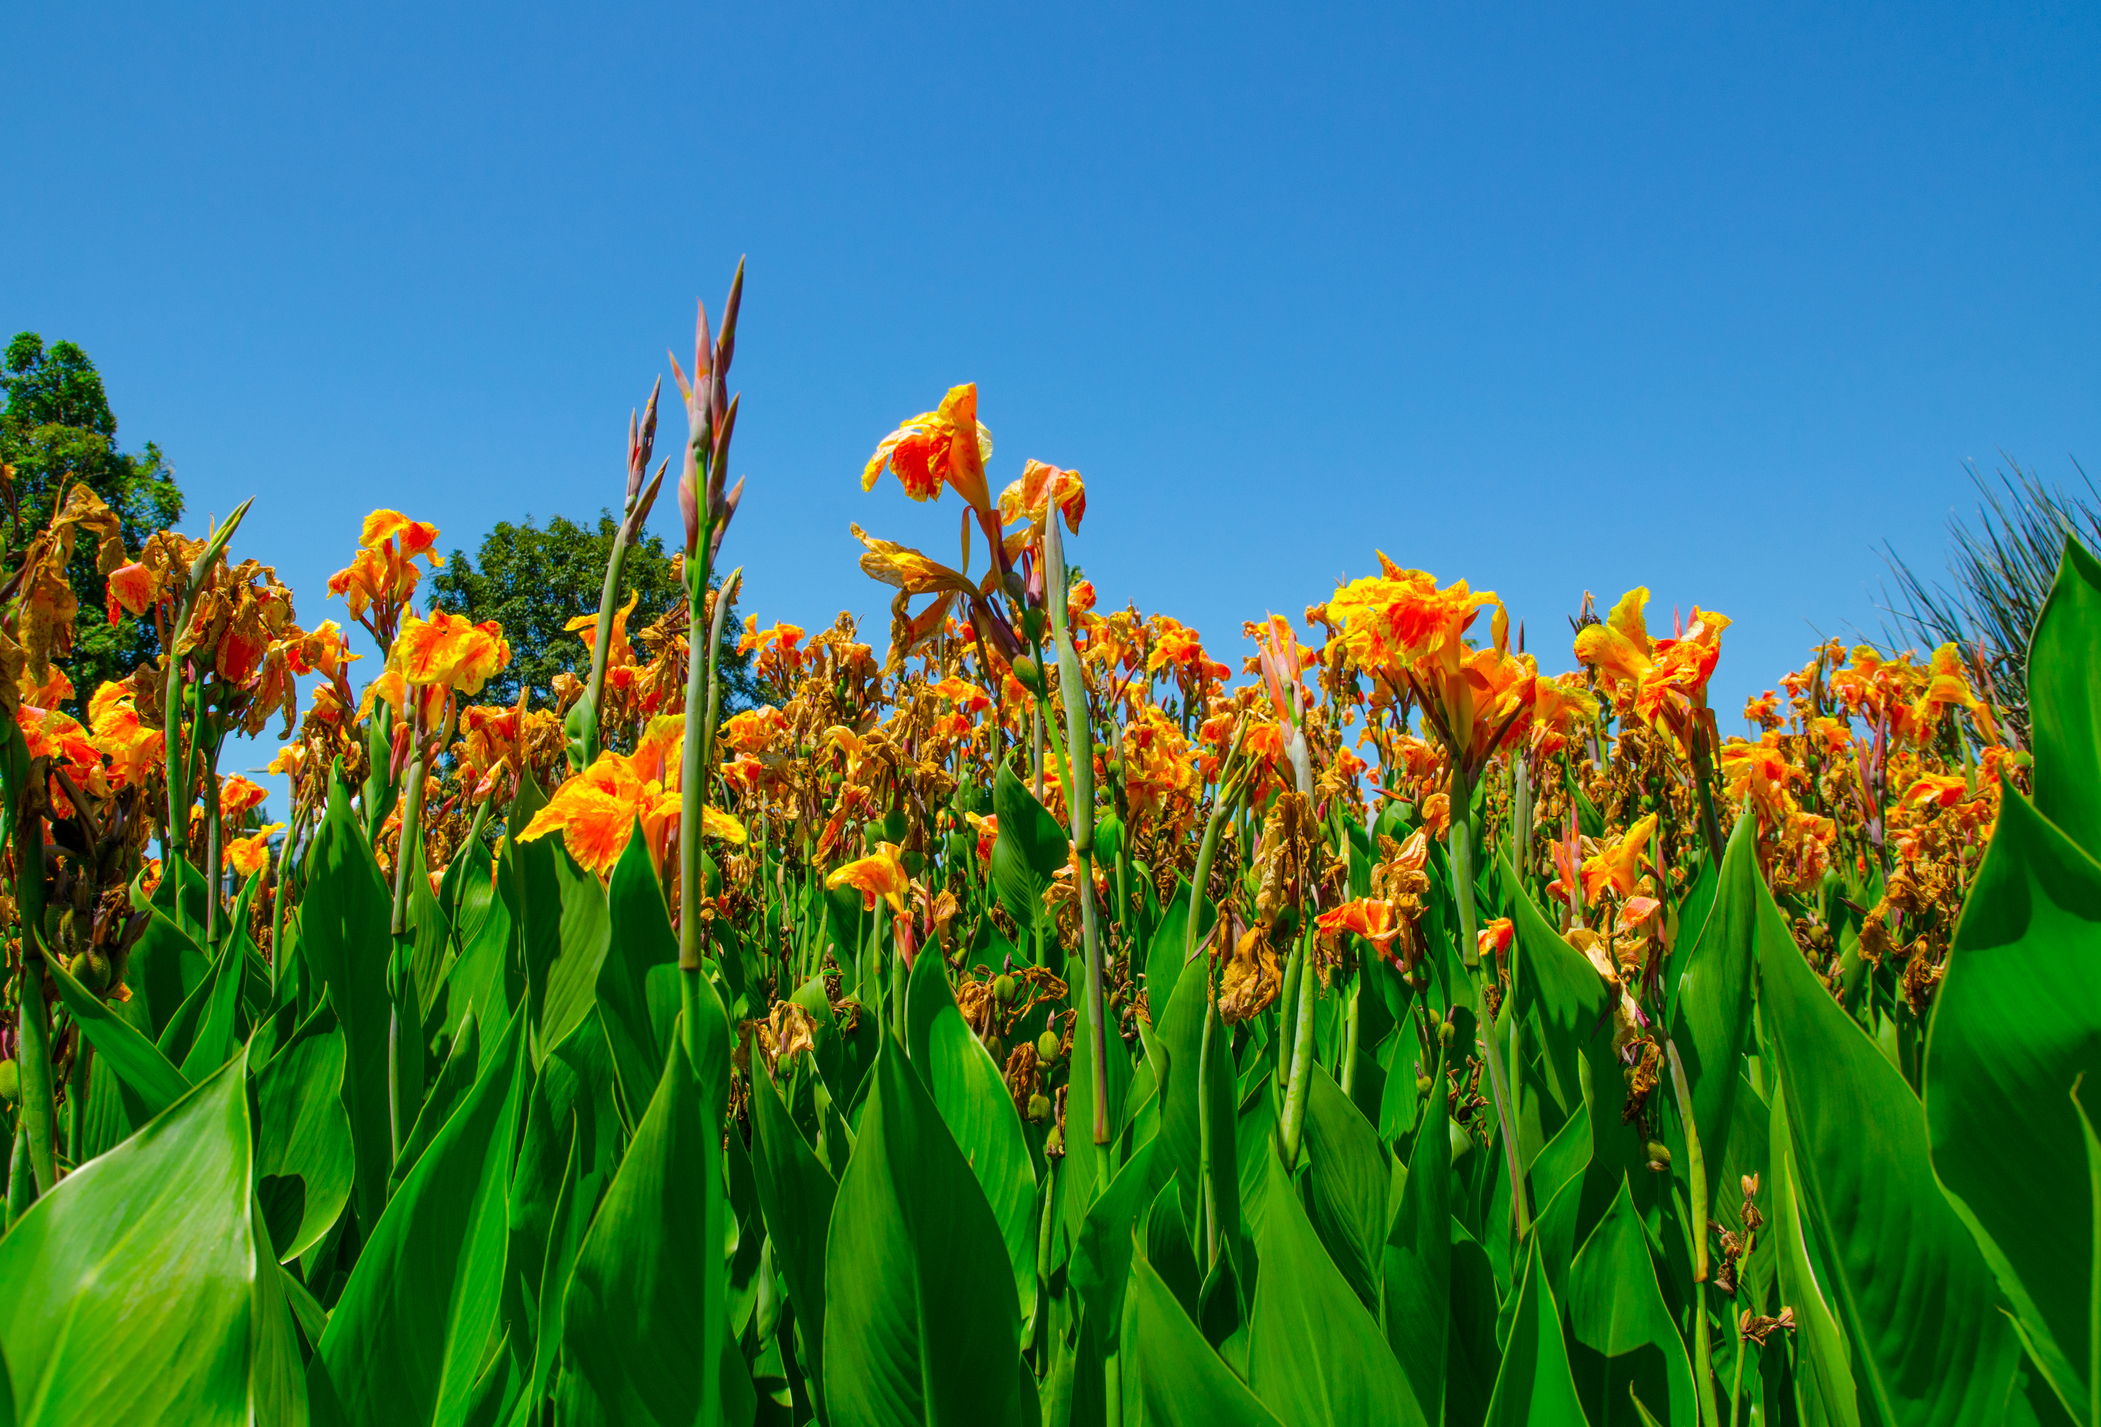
1340 971 1362 1099
678 545 716 974
67 1038 90 1167
203 733 223 945
1278 925 1318 1166
12 786 56 1193
1043 515 1109 1147
1196 984 1220 1270
1690 716 1726 871
160 500 253 864
1450 763 1529 1237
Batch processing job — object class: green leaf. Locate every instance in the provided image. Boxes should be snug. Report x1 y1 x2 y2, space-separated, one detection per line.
904 944 1039 1321
125 896 211 1040
253 1000 354 1263
1483 1236 1588 1427
822 1038 1027 1427
1386 1045 1452 1420
534 836 612 1060
1769 1074 1860 1427
1669 811 1762 1214
1761 872 2019 1427
389 1016 480 1194
751 1060 838 1425
990 764 1068 940
556 1018 750 1427
1566 1176 1699 1427
1126 1255 1284 1427
1247 1152 1424 1426
1072 1136 1172 1333
1302 1063 1389 1314
1146 878 1217 1013
595 824 679 1130
311 1007 526 1427
1156 961 1241 1263
0 1048 305 1425
157 927 244 1077
42 942 189 1120
301 772 399 1236
1926 786 2101 1416
2030 535 2101 865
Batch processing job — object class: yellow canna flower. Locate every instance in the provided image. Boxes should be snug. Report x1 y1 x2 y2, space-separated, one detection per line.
863 384 995 520
827 842 912 912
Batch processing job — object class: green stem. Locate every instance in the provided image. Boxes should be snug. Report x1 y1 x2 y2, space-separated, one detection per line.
203 731 223 945
1694 1279 1722 1427
1196 979 1220 1270
67 1035 89 1166
13 799 56 1194
1451 763 1529 1237
1278 926 1318 1167
678 543 717 973
160 500 253 864
1668 1038 1710 1280
1340 971 1362 1099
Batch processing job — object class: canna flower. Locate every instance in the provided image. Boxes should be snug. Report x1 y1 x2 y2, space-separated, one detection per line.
104 561 157 624
1317 897 1407 952
1909 643 1998 744
219 775 270 819
1902 772 1969 809
1721 735 1795 824
827 842 912 913
88 680 163 789
1575 587 1730 738
864 384 996 522
1581 812 1656 905
515 713 730 875
719 705 789 755
1477 916 1515 961
394 610 511 695
225 823 285 877
330 510 445 643
565 590 640 667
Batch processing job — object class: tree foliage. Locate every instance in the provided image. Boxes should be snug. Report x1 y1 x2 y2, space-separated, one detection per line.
0 332 185 707
427 510 751 714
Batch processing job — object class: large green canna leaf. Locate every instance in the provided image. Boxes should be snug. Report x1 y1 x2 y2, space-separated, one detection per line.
42 941 189 1122
595 824 679 1130
1301 1063 1388 1314
1566 1176 1699 1427
822 1038 1027 1427
1385 1047 1452 1421
503 1006 623 1401
301 772 398 1236
990 764 1069 943
905 938 1038 1320
1669 812 1762 1216
556 1016 753 1427
1072 1136 1172 1335
0 1047 306 1425
1247 1152 1424 1427
2029 536 2101 865
1770 1074 1859 1427
1146 877 1216 1013
390 1016 481 1194
311 1007 526 1427
534 837 612 1061
1926 785 2101 1417
253 999 354 1263
1126 1255 1284 1427
751 1060 838 1424
1483 1236 1588 1427
1761 876 2019 1427
124 892 211 1040
158 926 244 1077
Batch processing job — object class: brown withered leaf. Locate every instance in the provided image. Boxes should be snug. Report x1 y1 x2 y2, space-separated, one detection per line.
1219 923 1281 1024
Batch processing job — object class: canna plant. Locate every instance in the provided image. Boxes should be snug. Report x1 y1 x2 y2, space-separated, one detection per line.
0 259 2089 1427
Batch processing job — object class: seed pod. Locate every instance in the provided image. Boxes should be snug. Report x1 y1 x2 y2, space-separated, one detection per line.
1026 1093 1052 1122
1415 1072 1434 1097
1646 1141 1672 1171
993 974 1017 1006
0 1059 16 1104
1036 1030 1063 1063
1438 1020 1456 1046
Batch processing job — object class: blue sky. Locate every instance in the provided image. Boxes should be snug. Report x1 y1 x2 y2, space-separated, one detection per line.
7 2 2098 805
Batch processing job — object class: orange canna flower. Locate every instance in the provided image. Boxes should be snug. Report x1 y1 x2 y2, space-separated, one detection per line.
565 590 641 667
225 823 285 877
219 774 269 819
394 610 512 695
1581 812 1656 904
863 384 996 519
1477 916 1515 960
1902 772 1969 809
104 561 158 624
826 842 912 912
1317 897 1407 951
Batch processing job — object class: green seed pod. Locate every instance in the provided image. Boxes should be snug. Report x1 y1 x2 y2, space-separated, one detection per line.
67 950 110 996
0 1059 16 1104
1415 1072 1434 1097
1646 1141 1672 1170
1036 1030 1063 1063
993 974 1017 1006
882 808 909 844
1027 1093 1052 1123
1438 1020 1456 1046
1011 655 1042 692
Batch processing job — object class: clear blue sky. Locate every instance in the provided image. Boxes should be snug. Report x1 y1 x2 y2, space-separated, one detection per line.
8 3 2098 796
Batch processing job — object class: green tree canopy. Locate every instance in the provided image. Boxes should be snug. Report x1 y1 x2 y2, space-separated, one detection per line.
1 332 185 706
428 510 751 715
